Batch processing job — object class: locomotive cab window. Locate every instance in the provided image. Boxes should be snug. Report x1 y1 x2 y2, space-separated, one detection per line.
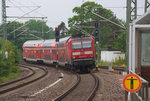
72 41 82 49
82 40 92 48
72 40 92 49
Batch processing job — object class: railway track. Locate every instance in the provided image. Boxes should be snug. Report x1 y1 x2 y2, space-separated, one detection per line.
54 72 99 101
100 66 126 72
0 64 48 95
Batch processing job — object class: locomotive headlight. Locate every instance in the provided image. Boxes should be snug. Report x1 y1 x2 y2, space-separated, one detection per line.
72 52 80 55
73 56 76 59
85 51 93 54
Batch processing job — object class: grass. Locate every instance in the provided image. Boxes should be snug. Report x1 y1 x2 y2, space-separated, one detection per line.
0 70 20 84
99 61 109 66
99 57 126 67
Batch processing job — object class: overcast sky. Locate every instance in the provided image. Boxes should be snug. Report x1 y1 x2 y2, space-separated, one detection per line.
0 0 147 29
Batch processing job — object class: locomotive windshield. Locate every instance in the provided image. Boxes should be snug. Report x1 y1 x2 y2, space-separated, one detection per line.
82 40 92 48
72 40 92 49
72 41 82 49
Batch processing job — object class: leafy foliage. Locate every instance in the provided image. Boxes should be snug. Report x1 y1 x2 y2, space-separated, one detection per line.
113 57 126 67
100 57 126 67
67 1 125 49
0 20 55 50
25 19 54 39
0 19 56 83
0 38 20 83
113 32 126 52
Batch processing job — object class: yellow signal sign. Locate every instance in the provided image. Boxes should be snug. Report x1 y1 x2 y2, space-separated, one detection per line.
123 74 142 93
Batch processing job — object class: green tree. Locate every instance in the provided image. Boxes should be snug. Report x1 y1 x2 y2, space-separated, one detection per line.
0 20 55 50
113 32 126 52
0 38 20 83
7 22 24 41
25 19 53 39
48 27 55 39
68 1 124 49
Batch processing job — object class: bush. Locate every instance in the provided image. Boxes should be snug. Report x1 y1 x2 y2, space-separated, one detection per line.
113 56 126 67
99 60 109 66
0 38 21 83
99 57 126 67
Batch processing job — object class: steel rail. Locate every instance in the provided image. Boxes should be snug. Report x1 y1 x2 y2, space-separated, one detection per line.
0 64 48 95
53 72 99 101
85 73 99 101
53 72 81 101
100 66 126 71
0 65 35 87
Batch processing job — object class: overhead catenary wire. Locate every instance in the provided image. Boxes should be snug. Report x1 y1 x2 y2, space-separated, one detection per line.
103 6 144 9
72 24 91 36
10 0 46 21
7 16 47 19
10 6 40 22
27 0 46 18
6 6 41 8
10 0 40 9
84 7 126 29
5 0 48 40
29 33 41 39
6 9 40 39
16 29 27 37
8 0 31 17
45 29 53 34
7 6 41 34
7 0 44 23
9 21 31 34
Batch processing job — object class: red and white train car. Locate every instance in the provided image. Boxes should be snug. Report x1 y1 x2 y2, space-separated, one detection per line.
23 36 95 72
42 39 57 64
23 40 44 62
57 36 95 71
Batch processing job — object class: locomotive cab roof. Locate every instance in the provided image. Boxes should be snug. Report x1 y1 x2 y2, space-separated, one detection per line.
58 35 93 43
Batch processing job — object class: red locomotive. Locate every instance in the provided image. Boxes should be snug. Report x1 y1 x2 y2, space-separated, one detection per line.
23 36 95 72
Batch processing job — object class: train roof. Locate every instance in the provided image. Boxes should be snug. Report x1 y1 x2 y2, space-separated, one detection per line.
58 36 93 42
43 39 56 47
59 36 71 42
23 40 44 48
23 36 94 48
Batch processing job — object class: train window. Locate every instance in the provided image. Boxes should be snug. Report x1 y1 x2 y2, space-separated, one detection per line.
72 41 82 49
82 40 92 48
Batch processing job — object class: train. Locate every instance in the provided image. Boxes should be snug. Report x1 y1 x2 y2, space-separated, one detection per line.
22 35 96 72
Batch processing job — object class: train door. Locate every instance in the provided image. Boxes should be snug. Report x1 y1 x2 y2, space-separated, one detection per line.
41 49 43 59
36 50 39 59
52 49 57 61
49 49 52 60
33 49 36 59
38 50 41 59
